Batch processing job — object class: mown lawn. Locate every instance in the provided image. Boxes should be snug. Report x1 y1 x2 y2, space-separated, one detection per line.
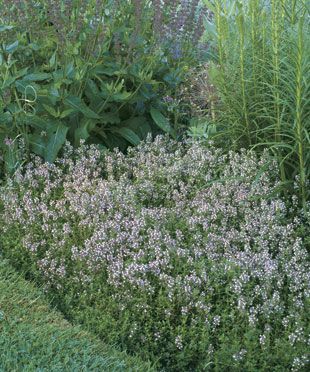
0 259 154 372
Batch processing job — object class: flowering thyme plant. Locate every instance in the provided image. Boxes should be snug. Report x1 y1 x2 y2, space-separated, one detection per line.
0 136 309 370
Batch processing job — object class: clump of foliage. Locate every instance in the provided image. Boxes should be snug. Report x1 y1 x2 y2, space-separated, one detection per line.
202 0 310 208
0 0 208 176
1 136 309 370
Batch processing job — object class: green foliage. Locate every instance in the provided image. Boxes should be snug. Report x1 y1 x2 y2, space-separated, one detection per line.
203 0 310 208
0 0 197 174
1 138 309 370
187 117 217 141
0 259 155 371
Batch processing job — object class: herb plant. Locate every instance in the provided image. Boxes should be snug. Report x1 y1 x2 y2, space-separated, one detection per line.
1 137 308 370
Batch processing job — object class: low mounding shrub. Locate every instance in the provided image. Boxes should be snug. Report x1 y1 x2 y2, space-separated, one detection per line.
1 136 309 370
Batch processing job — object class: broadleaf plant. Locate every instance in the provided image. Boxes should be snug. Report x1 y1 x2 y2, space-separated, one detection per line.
0 0 209 172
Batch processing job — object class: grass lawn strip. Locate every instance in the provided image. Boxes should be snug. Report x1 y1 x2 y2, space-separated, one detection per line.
0 259 155 372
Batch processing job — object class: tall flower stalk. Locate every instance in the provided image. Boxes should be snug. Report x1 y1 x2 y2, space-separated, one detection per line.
205 0 310 207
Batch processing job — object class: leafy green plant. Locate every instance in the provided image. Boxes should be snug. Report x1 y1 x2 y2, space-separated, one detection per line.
0 0 205 173
203 0 310 208
187 117 217 140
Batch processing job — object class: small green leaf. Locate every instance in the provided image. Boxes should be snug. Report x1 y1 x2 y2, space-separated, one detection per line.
123 116 151 139
112 91 132 102
150 107 173 134
47 87 60 105
49 52 56 67
59 109 75 118
74 119 90 146
100 112 120 124
65 62 74 78
24 72 51 81
43 104 59 118
86 79 99 95
29 43 40 51
113 127 141 145
203 19 217 37
0 112 13 124
0 25 14 32
29 133 46 158
64 96 101 119
5 40 19 53
2 77 16 89
45 122 68 162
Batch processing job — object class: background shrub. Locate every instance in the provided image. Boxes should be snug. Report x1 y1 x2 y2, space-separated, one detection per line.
1 137 309 370
0 0 209 176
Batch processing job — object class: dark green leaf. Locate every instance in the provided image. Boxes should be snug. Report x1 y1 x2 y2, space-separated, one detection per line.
15 80 39 95
123 116 151 139
74 118 91 146
49 52 56 67
59 109 75 118
100 112 120 124
24 73 51 81
2 77 16 89
45 122 68 162
28 133 46 158
43 104 59 118
65 62 75 79
91 64 121 76
24 116 54 131
0 112 13 125
16 67 28 79
64 96 101 119
113 127 141 145
150 107 172 134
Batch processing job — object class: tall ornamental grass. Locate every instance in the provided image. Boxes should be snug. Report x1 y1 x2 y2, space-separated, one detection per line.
204 0 310 208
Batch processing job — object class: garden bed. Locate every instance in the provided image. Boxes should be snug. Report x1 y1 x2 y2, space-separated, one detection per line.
1 137 309 370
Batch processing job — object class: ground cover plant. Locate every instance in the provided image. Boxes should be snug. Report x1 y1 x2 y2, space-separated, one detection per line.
1 136 309 370
0 259 154 371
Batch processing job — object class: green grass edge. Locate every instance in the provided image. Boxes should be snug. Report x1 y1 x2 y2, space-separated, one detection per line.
0 259 155 372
